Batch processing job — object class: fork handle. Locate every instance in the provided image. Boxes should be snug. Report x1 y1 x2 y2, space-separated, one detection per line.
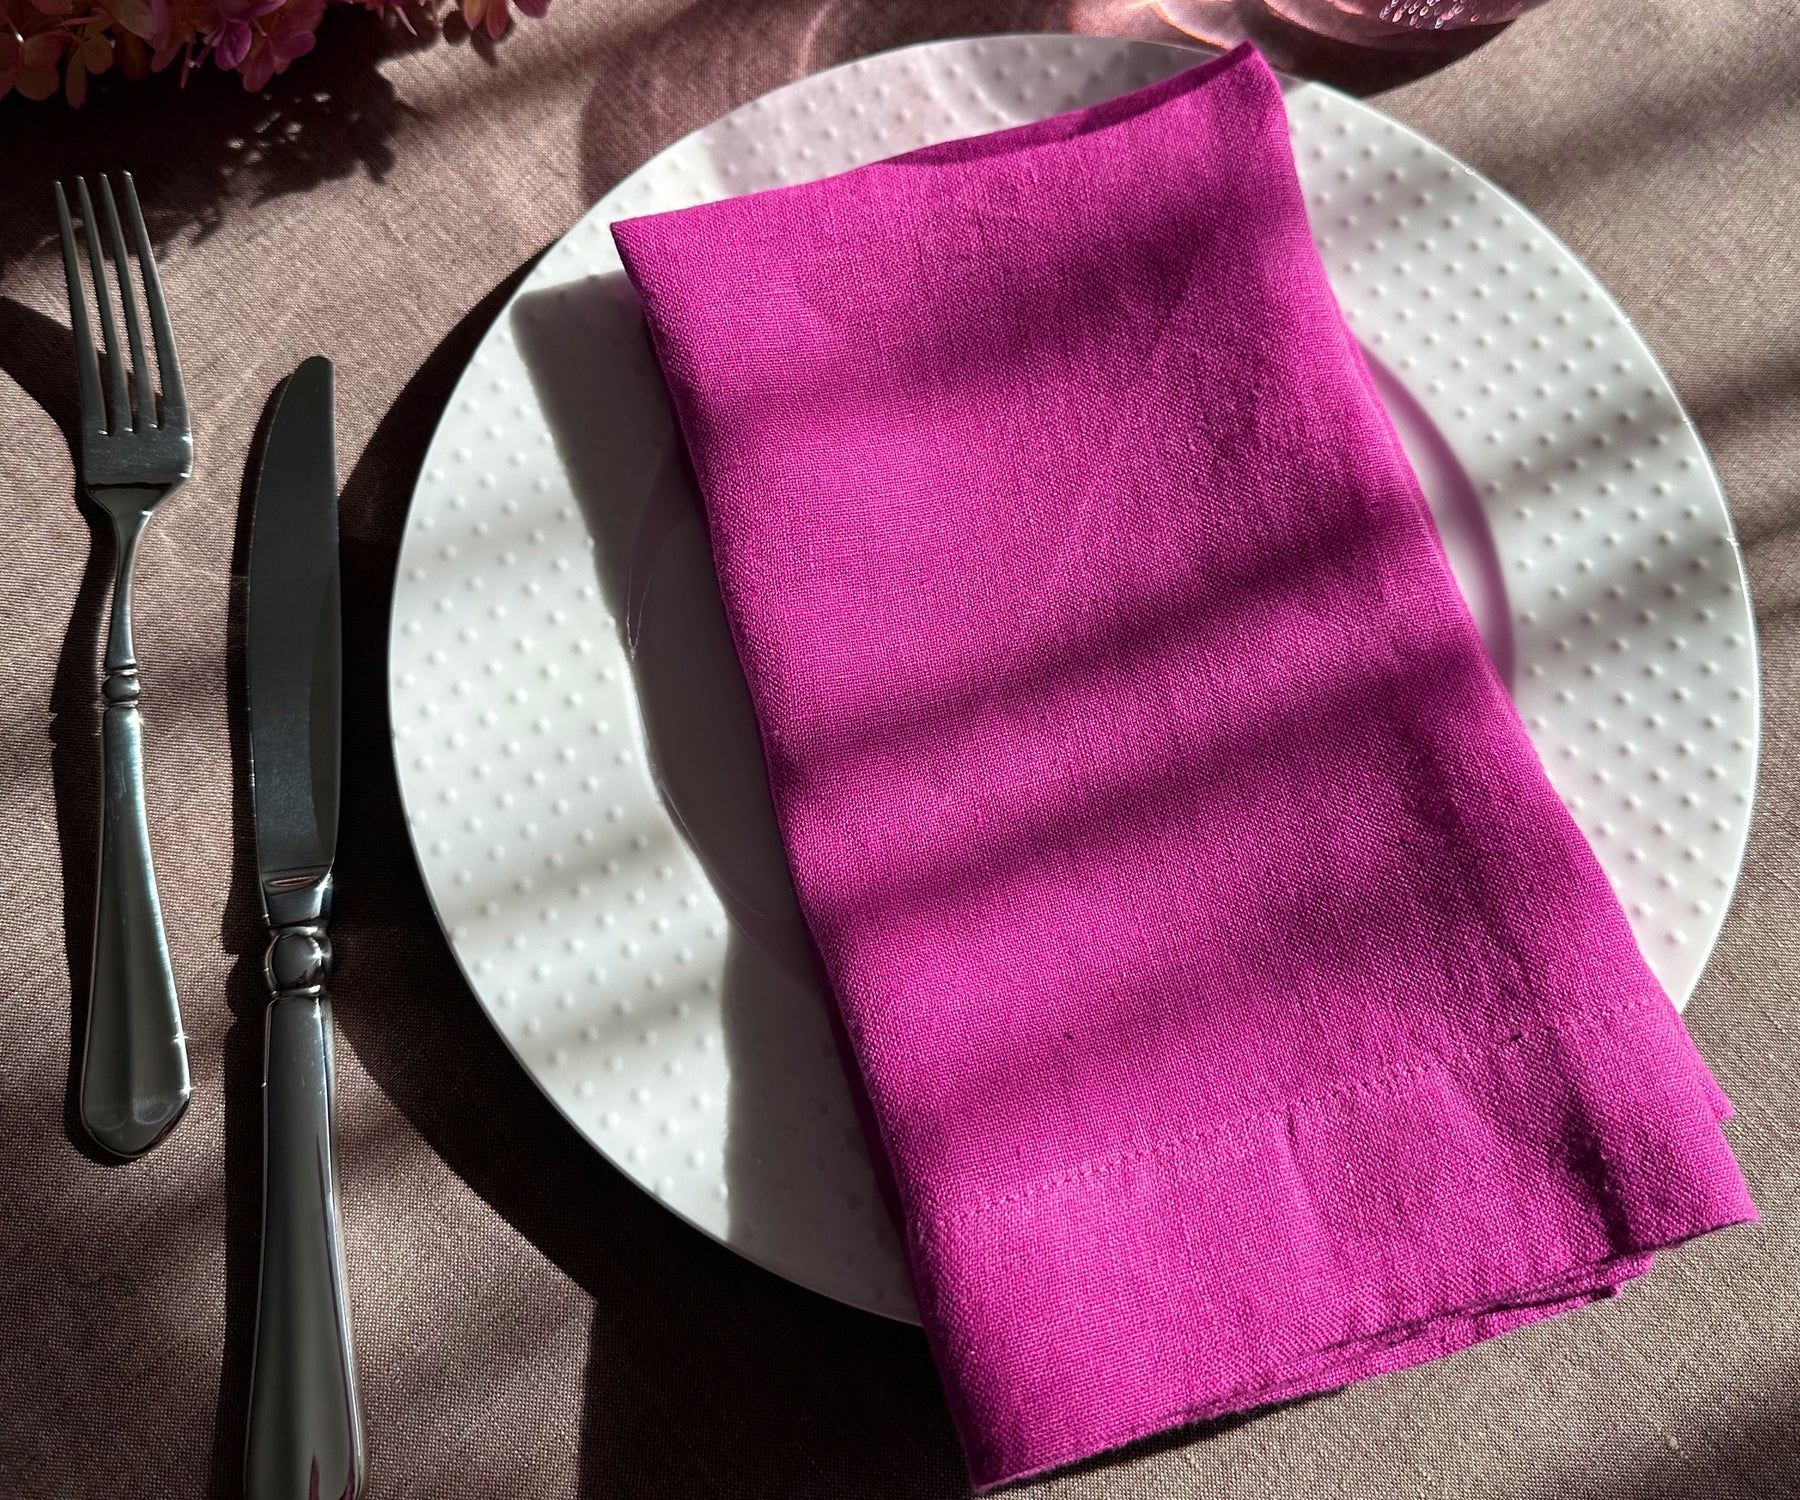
80 662 189 1157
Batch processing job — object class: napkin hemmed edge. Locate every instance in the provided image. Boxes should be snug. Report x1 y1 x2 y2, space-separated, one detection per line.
916 991 1755 1491
970 1265 1645 1493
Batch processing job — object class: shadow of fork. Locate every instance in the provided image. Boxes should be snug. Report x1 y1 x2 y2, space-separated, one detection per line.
0 293 129 1168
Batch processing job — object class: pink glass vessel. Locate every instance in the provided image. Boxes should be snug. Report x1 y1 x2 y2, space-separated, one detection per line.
1153 0 1550 49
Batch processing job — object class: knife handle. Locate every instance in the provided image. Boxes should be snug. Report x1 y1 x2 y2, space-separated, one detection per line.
246 945 365 1500
80 678 189 1157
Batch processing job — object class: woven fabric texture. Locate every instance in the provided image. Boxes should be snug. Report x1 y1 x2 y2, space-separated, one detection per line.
1 3 1796 1497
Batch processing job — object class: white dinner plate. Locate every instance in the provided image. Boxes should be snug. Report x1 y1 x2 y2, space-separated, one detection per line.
389 35 1759 1323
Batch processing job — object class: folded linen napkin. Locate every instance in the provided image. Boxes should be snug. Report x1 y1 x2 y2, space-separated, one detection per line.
612 44 1754 1489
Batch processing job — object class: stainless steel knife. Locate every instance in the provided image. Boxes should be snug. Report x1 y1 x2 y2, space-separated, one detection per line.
243 355 366 1500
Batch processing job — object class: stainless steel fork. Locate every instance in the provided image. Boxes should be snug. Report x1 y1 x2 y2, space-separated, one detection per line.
55 173 192 1158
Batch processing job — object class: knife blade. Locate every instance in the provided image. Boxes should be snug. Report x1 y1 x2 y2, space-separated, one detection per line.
243 355 366 1500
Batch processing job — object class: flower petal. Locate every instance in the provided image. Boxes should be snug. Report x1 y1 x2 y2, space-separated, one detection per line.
16 64 61 99
484 0 507 37
240 38 274 87
20 31 62 69
63 46 84 105
512 0 548 16
30 0 71 16
107 0 156 38
271 24 313 60
82 30 113 72
116 28 149 77
461 0 484 28
210 16 251 68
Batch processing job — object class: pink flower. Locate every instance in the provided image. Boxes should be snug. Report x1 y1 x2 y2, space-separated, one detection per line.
461 0 528 39
105 0 157 37
236 0 320 86
237 29 270 83
147 0 192 71
4 0 549 104
271 15 312 56
63 25 112 104
275 0 325 45
209 14 249 66
13 28 62 98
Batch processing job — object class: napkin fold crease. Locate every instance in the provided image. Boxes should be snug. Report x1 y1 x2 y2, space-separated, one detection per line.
612 44 1754 1489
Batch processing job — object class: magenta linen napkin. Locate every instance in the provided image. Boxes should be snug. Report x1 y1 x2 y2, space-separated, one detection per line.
612 44 1754 1489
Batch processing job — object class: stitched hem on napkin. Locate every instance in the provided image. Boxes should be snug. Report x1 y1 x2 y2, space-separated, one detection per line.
907 991 1755 1490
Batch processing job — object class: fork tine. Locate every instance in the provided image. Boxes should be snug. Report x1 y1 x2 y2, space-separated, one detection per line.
98 177 153 435
118 173 185 431
75 178 130 435
53 182 104 440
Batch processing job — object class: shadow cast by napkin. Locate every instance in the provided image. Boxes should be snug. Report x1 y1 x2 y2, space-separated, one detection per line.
509 270 910 1311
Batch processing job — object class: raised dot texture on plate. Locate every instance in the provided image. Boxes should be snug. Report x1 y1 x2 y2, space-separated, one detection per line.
390 36 1758 1325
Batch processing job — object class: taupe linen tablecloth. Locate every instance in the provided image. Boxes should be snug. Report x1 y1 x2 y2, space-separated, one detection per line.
2 2 1796 1495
